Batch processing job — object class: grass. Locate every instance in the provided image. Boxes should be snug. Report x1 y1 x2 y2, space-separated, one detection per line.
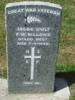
0 0 75 67
0 68 7 78
70 96 75 100
0 0 75 100
56 63 75 72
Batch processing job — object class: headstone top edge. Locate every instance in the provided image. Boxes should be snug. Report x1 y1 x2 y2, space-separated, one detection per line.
5 1 62 9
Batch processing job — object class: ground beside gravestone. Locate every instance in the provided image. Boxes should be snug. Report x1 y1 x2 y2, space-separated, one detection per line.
0 78 70 100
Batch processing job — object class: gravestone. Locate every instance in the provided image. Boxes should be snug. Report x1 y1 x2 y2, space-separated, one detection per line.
5 1 62 93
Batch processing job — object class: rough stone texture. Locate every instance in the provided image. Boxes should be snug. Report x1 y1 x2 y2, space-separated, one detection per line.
5 1 62 93
0 78 70 100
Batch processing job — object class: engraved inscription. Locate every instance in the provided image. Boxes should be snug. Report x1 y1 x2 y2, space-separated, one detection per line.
16 27 51 46
7 8 60 16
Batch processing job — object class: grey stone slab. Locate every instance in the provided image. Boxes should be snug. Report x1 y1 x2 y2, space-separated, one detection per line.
5 1 62 93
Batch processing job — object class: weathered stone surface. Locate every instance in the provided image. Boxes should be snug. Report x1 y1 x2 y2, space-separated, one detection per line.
5 1 62 93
